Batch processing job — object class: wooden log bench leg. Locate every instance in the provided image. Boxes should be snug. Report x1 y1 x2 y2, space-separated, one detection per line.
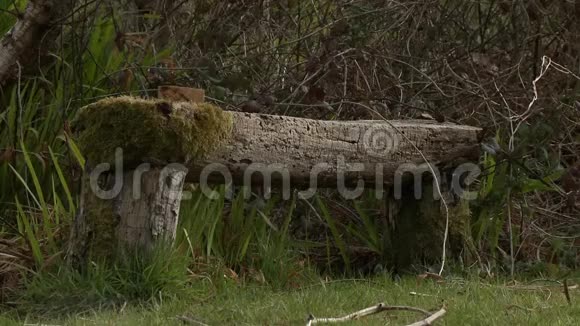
390 174 476 272
67 164 187 269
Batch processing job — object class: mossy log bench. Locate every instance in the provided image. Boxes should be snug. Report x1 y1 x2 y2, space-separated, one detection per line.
67 95 482 271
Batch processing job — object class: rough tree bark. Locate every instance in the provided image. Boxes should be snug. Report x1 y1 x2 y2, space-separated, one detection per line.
0 0 78 86
192 113 481 188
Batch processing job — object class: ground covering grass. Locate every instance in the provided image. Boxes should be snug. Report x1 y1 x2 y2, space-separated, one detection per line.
3 275 579 325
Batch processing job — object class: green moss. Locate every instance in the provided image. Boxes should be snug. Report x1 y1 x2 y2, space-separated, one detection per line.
86 188 119 262
67 173 121 269
73 96 233 166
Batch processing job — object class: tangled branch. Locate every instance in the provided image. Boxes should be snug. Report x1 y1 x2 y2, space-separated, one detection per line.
306 303 446 325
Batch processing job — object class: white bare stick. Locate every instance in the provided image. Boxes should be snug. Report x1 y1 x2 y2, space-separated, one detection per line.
341 101 452 276
406 307 447 326
306 303 446 325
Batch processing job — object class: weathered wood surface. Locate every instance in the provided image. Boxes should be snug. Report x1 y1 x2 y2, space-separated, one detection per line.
67 166 187 268
189 112 481 187
67 96 481 269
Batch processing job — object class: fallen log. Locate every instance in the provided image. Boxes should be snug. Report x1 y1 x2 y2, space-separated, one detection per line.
71 96 480 188
67 95 482 270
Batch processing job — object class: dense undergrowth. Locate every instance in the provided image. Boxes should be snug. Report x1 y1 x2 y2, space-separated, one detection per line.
0 0 579 317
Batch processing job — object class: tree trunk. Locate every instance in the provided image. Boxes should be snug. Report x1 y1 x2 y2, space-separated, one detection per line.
0 0 79 86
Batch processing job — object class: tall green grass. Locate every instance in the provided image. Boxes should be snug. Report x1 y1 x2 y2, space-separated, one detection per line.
0 9 186 312
177 186 309 288
0 1 22 35
0 9 169 260
472 131 567 272
1 7 314 312
13 244 194 316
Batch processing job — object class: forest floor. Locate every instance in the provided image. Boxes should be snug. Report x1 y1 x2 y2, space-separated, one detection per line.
2 275 579 325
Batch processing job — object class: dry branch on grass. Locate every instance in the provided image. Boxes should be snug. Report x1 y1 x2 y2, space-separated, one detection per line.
306 303 446 325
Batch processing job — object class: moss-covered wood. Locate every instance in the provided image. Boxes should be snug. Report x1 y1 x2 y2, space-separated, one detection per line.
68 96 228 268
67 171 119 268
71 96 481 187
390 178 476 272
72 96 233 166
67 166 187 268
68 95 481 271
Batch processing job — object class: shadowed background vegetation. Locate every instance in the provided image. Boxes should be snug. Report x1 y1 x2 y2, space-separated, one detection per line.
0 0 579 318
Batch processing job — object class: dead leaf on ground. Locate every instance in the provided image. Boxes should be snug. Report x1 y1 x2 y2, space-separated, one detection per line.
417 272 444 283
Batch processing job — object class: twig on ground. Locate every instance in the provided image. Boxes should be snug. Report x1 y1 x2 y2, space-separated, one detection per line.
406 307 447 326
409 291 436 297
306 303 446 325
